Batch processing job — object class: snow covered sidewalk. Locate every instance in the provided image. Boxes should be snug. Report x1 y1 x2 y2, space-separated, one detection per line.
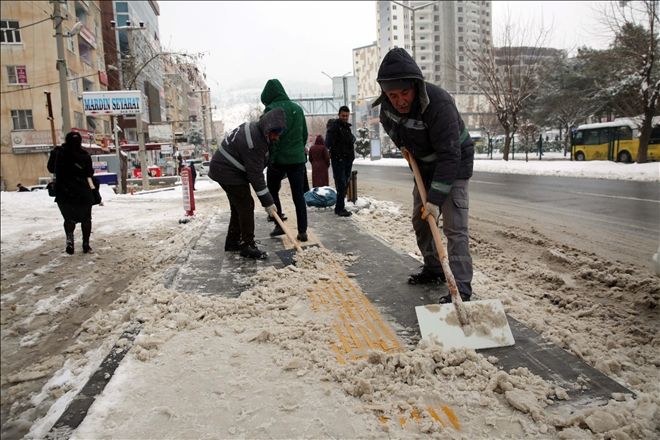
1 169 658 439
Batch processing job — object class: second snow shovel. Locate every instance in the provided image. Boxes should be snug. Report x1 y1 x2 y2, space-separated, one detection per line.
271 212 303 265
402 149 514 351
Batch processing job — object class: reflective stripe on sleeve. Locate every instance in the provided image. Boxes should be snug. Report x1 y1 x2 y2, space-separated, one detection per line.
255 187 269 196
430 180 452 194
245 122 254 149
384 110 426 130
218 144 246 172
458 127 469 144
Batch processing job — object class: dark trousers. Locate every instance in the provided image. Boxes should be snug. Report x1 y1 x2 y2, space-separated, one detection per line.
57 202 92 244
219 183 255 245
331 157 354 213
412 179 473 297
267 162 308 234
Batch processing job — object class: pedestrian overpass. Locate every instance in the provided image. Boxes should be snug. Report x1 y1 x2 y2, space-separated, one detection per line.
291 96 348 116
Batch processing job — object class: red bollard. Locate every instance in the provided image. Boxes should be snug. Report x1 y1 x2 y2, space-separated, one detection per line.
181 166 195 216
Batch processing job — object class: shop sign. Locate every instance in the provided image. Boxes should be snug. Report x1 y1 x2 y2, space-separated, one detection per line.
82 90 142 116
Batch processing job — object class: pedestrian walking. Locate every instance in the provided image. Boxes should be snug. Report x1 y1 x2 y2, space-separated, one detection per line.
308 135 330 187
47 131 96 255
208 108 286 259
373 47 475 303
261 79 310 242
326 105 355 217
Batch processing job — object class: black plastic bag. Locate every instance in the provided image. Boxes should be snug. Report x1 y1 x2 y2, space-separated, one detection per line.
47 181 56 197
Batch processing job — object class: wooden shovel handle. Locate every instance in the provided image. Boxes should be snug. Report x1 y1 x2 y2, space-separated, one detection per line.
272 212 303 252
402 149 463 306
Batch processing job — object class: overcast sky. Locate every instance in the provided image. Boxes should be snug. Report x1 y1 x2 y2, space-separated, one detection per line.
158 1 614 97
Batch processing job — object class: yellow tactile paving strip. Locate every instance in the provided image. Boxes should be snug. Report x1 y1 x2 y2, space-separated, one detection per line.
307 271 403 361
274 229 462 433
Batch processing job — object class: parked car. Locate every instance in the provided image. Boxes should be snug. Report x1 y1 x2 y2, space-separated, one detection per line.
382 149 403 158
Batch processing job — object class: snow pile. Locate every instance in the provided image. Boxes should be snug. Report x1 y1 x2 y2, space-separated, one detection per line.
2 172 658 439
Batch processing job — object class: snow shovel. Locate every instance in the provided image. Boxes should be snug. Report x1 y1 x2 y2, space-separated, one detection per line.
271 212 304 265
402 148 514 351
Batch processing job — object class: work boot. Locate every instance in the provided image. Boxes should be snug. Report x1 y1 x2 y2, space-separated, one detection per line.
82 242 93 254
438 293 471 304
270 224 285 237
224 240 241 252
239 242 267 259
267 213 287 222
336 209 352 217
65 233 74 255
407 267 445 285
297 232 308 242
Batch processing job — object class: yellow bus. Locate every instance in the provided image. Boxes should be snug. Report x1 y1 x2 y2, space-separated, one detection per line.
571 117 660 162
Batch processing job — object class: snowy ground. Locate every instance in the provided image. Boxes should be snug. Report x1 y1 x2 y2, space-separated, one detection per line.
1 159 658 439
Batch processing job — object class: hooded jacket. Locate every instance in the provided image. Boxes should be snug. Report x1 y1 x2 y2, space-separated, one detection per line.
47 132 94 205
208 108 286 207
373 48 474 207
308 135 330 187
260 79 308 165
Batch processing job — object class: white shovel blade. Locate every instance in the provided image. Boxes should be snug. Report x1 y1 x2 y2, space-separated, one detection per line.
416 299 515 351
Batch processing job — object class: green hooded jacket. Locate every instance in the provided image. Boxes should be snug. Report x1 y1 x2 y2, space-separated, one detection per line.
260 79 308 165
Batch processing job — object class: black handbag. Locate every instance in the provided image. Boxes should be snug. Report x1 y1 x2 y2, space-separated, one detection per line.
47 180 56 197
90 176 102 205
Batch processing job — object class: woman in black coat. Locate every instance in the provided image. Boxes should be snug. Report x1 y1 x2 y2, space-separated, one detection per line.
47 131 95 254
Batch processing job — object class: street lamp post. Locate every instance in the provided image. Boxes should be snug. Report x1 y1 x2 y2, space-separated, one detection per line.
391 1 435 63
321 70 352 109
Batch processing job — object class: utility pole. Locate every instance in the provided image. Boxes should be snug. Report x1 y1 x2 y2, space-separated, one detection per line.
342 76 348 107
123 23 150 190
192 88 211 156
45 92 58 147
53 0 71 133
111 115 125 193
201 91 209 153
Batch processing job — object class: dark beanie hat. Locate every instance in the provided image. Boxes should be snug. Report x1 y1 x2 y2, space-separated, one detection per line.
314 135 324 146
380 79 414 92
65 131 82 147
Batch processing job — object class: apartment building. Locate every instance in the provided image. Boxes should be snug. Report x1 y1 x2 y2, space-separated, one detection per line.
352 41 380 101
376 0 492 93
100 0 164 143
1 0 109 189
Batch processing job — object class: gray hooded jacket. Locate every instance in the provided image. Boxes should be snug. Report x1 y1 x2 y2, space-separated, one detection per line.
208 108 286 207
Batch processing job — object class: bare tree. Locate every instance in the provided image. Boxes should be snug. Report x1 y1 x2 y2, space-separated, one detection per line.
530 54 602 157
243 104 264 122
306 116 330 140
464 18 550 160
601 0 659 163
